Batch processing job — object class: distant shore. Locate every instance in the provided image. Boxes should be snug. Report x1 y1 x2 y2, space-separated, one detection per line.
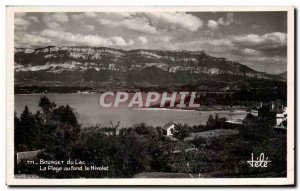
135 106 249 112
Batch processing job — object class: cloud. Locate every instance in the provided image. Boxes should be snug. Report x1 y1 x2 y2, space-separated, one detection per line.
15 33 52 47
15 16 31 31
242 48 261 56
71 13 97 31
43 13 69 30
231 32 287 55
39 29 134 47
15 13 39 31
85 12 97 18
207 20 219 30
28 16 39 23
232 32 287 46
251 24 260 29
84 24 95 31
15 12 26 17
110 37 134 47
207 13 239 31
71 14 84 21
146 12 203 32
162 31 287 73
72 12 98 21
13 12 287 74
218 13 235 26
98 17 158 34
15 17 30 26
97 12 203 34
204 32 287 57
153 36 172 42
207 39 232 46
50 13 69 23
100 12 137 20
180 32 286 58
138 36 148 44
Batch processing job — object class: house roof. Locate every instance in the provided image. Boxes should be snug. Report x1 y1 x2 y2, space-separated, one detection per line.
162 121 178 130
17 150 43 163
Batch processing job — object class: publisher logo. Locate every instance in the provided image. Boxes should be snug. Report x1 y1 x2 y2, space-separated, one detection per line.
247 153 271 168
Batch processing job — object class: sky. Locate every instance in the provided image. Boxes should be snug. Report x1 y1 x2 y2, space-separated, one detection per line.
14 12 287 74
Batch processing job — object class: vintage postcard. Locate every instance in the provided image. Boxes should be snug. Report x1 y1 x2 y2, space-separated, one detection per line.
6 6 295 186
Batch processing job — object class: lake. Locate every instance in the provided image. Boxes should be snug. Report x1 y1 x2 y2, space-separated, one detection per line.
15 94 248 127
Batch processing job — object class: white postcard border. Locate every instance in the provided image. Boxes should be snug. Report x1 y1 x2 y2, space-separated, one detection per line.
6 6 295 186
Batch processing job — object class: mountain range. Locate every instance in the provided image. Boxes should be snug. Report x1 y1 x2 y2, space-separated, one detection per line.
14 46 285 93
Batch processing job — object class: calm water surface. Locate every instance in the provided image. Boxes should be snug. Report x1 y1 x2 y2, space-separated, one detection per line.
15 94 248 127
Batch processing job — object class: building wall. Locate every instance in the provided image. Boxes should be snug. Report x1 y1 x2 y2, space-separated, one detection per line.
167 124 175 136
276 113 287 126
16 150 42 164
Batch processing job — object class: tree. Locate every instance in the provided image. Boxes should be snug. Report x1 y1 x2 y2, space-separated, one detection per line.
134 122 157 136
282 119 287 127
239 116 274 144
215 114 219 122
173 124 191 141
205 114 225 130
52 105 79 127
206 114 215 128
39 96 56 114
49 104 81 158
14 112 23 151
243 113 255 125
18 106 38 150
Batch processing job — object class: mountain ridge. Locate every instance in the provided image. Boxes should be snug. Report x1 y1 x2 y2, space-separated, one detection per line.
14 46 282 93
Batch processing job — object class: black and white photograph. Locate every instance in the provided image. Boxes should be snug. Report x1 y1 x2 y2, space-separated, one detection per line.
6 6 295 186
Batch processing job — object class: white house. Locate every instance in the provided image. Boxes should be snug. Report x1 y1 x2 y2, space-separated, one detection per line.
276 107 287 127
162 122 178 136
16 150 43 164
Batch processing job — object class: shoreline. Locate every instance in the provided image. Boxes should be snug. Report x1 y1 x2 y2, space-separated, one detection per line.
135 107 249 112
15 93 250 112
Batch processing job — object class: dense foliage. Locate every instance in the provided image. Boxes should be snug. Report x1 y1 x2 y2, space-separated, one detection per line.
15 96 287 178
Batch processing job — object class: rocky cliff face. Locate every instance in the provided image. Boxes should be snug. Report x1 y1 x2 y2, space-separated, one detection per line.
14 46 277 92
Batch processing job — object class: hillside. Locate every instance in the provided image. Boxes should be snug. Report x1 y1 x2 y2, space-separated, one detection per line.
277 71 287 80
14 46 281 93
